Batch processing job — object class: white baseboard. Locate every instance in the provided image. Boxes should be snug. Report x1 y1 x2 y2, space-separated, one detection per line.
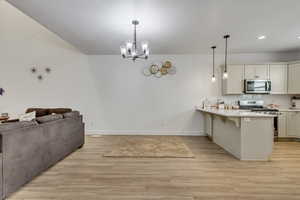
85 130 206 136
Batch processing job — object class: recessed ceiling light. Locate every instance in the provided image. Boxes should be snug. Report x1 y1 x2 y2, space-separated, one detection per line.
257 35 266 40
298 36 300 39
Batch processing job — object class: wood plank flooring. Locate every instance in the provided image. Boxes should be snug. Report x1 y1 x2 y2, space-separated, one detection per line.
8 135 300 200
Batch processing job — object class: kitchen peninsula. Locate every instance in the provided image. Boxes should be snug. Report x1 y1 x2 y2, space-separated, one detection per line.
196 107 276 161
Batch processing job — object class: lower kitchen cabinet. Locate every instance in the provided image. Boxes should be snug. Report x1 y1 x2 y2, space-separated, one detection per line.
278 111 300 138
286 112 300 137
278 112 287 137
203 113 213 138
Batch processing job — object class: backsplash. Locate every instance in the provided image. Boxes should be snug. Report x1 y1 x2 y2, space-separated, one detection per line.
207 94 293 108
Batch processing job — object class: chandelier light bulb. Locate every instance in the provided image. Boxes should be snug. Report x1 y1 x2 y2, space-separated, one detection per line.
132 51 137 57
120 46 126 57
211 76 216 83
223 72 228 79
142 42 148 52
126 41 133 51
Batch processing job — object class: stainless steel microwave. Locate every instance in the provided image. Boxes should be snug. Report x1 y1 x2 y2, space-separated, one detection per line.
244 80 271 94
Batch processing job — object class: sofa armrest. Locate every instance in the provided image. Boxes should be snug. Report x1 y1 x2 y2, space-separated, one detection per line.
0 125 48 197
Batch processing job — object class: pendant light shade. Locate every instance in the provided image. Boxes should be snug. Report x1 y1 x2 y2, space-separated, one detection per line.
211 46 216 83
223 35 230 79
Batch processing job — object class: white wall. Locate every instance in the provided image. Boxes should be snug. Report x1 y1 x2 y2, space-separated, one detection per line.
0 1 297 135
86 54 294 135
0 1 95 122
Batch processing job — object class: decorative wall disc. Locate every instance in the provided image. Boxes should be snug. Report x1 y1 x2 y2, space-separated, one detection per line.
143 67 152 76
167 66 176 75
150 64 160 74
155 71 162 78
163 61 172 68
160 67 168 75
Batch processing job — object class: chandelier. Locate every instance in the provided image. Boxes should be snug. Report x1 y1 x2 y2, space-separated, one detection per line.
120 20 149 61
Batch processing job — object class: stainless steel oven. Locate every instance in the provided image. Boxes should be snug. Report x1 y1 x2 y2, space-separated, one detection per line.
244 80 271 94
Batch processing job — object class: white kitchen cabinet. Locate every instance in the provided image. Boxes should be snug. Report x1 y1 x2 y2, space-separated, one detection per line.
288 63 300 94
222 65 244 95
204 113 213 139
278 112 287 137
286 112 300 137
269 64 288 94
244 65 269 80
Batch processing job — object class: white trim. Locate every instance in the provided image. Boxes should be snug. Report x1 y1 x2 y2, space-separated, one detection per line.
85 130 206 136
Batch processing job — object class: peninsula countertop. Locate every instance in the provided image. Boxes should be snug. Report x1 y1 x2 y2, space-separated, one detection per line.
196 107 277 118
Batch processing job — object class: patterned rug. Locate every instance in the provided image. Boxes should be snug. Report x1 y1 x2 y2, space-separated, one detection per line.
103 136 195 158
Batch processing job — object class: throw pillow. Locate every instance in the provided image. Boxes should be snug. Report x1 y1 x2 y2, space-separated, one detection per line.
19 111 36 121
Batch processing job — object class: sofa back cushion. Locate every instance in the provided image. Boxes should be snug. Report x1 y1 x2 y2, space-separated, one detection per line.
48 108 72 115
26 108 49 117
36 114 63 124
63 111 80 119
0 121 38 132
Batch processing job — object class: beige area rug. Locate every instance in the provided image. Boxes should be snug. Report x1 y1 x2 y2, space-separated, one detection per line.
103 136 195 158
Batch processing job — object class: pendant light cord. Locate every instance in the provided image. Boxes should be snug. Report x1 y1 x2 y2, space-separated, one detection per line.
134 23 137 51
211 46 216 77
224 35 230 73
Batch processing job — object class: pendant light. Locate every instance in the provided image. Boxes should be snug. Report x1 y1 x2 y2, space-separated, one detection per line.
223 35 230 79
211 46 216 83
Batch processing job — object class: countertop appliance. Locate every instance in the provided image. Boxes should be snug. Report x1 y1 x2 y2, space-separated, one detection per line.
239 100 279 114
239 99 264 109
291 97 300 109
244 79 271 94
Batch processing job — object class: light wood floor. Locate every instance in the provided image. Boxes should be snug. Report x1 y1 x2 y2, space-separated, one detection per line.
8 136 300 200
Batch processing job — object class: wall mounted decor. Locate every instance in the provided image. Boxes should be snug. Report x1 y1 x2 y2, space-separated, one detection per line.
0 88 4 96
45 67 51 73
143 61 176 78
37 75 43 80
31 67 37 73
30 67 52 80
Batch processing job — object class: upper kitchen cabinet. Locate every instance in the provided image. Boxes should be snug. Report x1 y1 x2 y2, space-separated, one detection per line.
288 63 300 94
269 64 288 94
222 65 244 95
244 65 269 80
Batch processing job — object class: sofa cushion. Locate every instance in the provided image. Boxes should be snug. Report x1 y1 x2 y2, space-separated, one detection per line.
0 121 38 132
19 111 36 122
26 108 49 117
63 111 80 119
48 108 72 115
36 114 63 124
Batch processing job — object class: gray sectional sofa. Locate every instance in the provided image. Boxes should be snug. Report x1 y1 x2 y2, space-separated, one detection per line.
0 109 85 199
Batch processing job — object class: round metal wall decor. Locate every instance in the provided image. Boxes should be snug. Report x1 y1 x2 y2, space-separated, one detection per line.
150 64 160 74
163 61 172 68
144 61 176 78
143 67 152 76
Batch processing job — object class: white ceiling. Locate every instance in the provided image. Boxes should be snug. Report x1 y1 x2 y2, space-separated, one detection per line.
6 0 300 55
